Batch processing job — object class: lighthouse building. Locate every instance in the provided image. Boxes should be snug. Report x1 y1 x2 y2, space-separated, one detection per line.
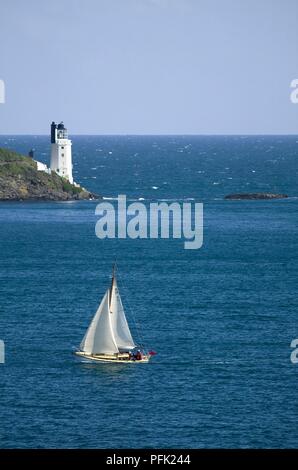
50 121 73 184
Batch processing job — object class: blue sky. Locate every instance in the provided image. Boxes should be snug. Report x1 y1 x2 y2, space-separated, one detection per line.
0 0 297 134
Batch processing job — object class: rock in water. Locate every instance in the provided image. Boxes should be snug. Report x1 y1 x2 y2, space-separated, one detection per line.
224 193 288 200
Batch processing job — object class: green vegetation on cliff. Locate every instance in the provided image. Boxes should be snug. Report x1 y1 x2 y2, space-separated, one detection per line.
0 148 97 201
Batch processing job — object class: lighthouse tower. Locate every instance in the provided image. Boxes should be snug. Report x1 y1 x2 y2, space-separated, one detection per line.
50 121 73 184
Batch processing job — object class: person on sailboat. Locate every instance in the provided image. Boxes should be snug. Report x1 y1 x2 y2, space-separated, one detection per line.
135 350 143 360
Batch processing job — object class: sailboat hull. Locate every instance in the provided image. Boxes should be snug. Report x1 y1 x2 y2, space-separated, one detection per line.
74 351 151 363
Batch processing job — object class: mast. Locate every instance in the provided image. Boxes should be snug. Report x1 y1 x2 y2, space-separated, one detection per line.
109 262 117 308
109 264 136 350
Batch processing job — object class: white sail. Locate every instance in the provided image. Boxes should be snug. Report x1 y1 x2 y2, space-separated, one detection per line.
110 278 136 350
80 290 119 355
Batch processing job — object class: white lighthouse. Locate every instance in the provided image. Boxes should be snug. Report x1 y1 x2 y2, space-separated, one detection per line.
50 121 73 184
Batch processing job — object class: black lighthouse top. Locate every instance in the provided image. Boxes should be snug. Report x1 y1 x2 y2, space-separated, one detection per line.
51 121 68 142
51 121 56 143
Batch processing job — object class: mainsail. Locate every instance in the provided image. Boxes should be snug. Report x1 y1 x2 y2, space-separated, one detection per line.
110 277 136 350
80 269 136 355
80 290 119 355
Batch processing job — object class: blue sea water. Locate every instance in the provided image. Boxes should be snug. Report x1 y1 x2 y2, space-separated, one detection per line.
0 135 298 449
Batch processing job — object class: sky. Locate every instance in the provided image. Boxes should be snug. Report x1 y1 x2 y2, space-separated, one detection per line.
0 0 297 134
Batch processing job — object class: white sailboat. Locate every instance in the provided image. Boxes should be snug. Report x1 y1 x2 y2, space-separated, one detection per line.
75 265 154 363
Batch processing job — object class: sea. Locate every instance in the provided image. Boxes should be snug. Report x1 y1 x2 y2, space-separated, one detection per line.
0 135 298 449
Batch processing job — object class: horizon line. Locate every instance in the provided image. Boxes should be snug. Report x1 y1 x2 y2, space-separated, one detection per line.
0 133 297 137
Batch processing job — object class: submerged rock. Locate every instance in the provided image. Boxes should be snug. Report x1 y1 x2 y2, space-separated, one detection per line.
224 193 288 200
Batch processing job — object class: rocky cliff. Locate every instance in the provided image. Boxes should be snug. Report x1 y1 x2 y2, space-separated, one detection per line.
0 148 98 201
